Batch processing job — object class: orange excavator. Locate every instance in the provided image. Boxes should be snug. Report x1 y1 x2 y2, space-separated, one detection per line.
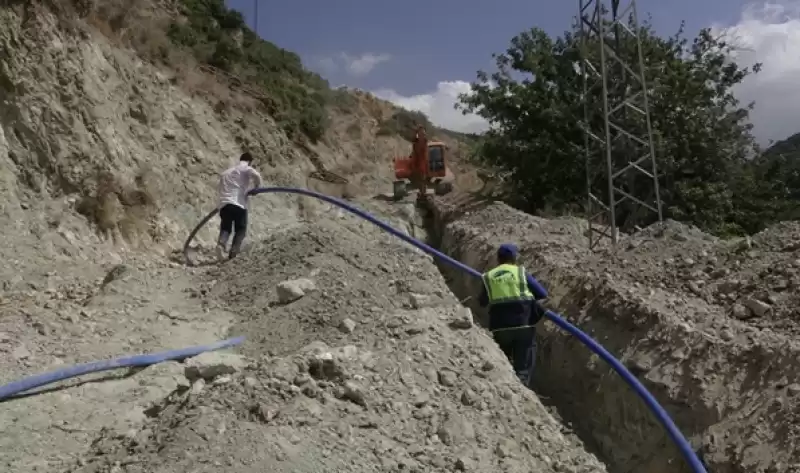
392 126 453 203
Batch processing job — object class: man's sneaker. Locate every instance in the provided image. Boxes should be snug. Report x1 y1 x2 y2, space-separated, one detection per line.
215 243 226 261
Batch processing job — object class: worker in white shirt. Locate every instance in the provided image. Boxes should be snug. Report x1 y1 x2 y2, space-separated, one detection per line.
216 152 263 260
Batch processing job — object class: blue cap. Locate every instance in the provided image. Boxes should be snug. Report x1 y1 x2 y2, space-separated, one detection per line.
497 243 518 259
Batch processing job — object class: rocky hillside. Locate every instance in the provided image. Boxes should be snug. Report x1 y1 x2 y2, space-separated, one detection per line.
12 1 798 473
0 0 471 282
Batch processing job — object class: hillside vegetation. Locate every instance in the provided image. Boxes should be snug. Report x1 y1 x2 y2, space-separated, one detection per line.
161 0 476 146
70 0 463 148
166 0 331 141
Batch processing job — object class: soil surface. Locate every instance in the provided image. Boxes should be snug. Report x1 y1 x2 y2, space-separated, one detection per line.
63 206 608 473
433 200 800 473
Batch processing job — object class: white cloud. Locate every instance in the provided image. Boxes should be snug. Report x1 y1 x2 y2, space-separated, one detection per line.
311 52 391 77
313 56 338 75
372 81 489 133
712 1 800 144
340 53 391 76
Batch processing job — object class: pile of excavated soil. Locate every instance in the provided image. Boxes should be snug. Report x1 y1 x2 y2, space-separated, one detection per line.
433 201 800 473
68 211 608 473
602 220 800 333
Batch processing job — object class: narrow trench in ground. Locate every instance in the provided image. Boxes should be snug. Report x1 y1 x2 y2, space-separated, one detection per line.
415 206 618 471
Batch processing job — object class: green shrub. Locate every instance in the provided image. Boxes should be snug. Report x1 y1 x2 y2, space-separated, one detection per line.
328 88 359 111
167 0 330 142
377 109 433 141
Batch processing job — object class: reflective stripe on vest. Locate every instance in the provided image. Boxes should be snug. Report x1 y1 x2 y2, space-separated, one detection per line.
482 264 534 305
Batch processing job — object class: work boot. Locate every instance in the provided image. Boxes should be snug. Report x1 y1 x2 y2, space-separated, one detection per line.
215 243 226 261
515 370 530 387
229 232 245 260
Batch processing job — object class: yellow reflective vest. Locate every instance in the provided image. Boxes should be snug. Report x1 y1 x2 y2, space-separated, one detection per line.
482 264 535 305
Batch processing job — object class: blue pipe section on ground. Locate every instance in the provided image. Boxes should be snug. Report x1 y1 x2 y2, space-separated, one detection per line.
0 336 245 402
219 186 703 473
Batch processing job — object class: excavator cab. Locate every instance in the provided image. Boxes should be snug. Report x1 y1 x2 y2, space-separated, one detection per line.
427 142 447 175
392 127 452 201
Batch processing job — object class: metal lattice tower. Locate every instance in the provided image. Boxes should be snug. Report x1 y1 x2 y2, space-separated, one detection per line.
253 0 259 32
577 0 663 250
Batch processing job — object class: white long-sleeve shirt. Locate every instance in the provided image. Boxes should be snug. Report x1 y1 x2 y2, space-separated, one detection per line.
218 162 263 209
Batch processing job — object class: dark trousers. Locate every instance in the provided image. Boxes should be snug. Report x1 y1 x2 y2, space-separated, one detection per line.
218 203 248 258
492 325 536 378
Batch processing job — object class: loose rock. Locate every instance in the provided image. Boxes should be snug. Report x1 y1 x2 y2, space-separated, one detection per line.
276 278 316 303
339 318 357 334
184 352 247 381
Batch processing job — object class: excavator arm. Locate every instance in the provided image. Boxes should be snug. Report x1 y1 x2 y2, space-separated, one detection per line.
392 126 451 202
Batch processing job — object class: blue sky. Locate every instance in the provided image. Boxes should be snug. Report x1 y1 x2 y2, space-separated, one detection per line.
225 0 800 143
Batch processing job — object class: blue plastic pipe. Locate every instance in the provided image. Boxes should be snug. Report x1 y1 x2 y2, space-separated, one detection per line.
183 207 222 266
0 336 245 401
200 186 702 473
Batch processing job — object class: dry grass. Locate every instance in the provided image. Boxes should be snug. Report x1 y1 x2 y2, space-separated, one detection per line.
84 0 174 59
345 122 362 140
81 0 257 114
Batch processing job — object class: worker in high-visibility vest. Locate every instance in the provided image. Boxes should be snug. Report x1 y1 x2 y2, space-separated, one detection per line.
478 243 548 386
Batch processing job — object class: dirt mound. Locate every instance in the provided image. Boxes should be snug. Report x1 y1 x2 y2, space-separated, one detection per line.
606 220 800 333
434 201 800 473
68 214 607 473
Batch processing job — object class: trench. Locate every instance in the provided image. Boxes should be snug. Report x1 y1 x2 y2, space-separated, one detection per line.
417 203 698 473
179 187 705 472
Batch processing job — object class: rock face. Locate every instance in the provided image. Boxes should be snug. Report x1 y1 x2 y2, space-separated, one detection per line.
69 217 608 473
433 200 800 473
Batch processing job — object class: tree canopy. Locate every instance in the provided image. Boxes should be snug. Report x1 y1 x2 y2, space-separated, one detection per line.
458 18 795 236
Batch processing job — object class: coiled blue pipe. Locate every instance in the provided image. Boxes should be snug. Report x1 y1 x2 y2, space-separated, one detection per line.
0 336 245 402
216 186 700 473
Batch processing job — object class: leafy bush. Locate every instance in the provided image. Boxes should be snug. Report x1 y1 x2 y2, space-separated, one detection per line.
167 0 331 142
457 21 786 236
377 109 433 141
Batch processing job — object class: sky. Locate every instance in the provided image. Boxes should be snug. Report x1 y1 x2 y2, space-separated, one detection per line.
227 0 800 145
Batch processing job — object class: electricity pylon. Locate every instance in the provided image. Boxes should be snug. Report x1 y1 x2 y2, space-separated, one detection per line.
577 0 663 250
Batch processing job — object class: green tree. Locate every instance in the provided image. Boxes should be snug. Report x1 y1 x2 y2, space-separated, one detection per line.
738 133 800 228
458 20 765 235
